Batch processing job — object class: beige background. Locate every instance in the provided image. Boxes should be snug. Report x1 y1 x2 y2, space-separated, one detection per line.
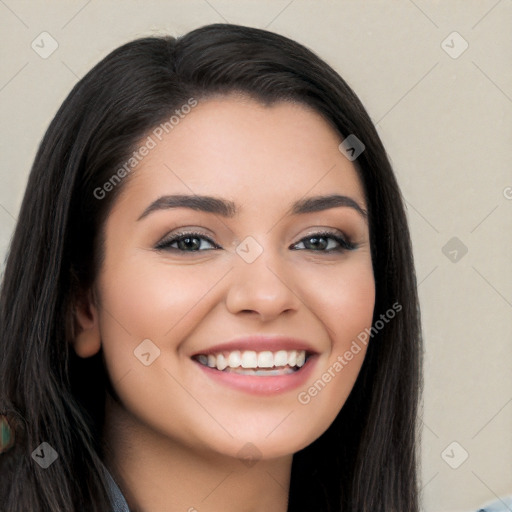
0 1 511 510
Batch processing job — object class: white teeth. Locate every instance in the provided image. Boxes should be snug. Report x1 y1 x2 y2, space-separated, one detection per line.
274 350 288 367
228 350 241 368
216 353 228 371
196 349 308 371
257 351 274 368
241 351 258 368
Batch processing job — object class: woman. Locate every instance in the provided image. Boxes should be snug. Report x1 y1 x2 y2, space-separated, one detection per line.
0 24 422 511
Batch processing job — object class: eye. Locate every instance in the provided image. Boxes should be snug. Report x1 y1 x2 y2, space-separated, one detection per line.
291 231 357 253
155 231 219 252
155 229 357 254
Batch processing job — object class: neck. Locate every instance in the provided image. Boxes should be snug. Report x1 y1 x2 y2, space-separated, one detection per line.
102 393 292 512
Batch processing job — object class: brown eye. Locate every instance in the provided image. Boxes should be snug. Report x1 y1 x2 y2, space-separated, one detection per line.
291 231 356 253
155 232 219 252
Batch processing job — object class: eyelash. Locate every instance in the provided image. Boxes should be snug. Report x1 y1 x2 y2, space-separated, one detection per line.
155 230 357 254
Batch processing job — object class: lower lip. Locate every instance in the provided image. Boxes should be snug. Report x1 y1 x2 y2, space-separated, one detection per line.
193 355 318 395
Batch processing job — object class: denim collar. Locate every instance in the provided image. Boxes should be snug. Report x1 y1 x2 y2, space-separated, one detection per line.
476 495 512 512
102 463 130 512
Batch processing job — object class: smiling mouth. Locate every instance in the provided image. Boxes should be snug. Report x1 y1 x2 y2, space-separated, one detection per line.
192 349 310 376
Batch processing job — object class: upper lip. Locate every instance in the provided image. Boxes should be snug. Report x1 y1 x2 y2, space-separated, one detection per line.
192 335 319 356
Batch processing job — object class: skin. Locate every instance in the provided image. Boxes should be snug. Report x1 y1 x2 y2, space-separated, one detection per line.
73 94 375 512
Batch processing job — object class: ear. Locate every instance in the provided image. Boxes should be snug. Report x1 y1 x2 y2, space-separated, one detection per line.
71 289 102 358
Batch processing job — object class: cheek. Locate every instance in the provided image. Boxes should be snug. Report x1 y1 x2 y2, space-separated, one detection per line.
299 255 375 342
99 253 215 331
95 254 226 377
294 256 375 422
94 257 222 431
322 258 375 380
331 268 375 349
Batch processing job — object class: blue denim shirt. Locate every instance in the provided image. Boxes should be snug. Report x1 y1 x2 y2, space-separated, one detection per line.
103 464 130 512
102 463 511 512
475 496 512 512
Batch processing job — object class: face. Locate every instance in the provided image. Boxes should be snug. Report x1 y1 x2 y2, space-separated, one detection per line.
76 94 375 461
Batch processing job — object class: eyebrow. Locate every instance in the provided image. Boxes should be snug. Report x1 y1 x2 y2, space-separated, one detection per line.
137 193 368 221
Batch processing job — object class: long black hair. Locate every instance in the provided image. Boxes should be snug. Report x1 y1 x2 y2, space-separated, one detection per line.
0 23 422 511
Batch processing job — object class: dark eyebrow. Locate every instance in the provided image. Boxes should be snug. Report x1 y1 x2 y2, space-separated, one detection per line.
288 194 367 220
137 193 367 221
137 195 238 220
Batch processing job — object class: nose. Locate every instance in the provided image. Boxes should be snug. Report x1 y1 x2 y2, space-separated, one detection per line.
225 246 299 322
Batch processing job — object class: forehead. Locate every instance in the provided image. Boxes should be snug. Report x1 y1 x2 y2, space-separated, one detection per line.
115 94 366 216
